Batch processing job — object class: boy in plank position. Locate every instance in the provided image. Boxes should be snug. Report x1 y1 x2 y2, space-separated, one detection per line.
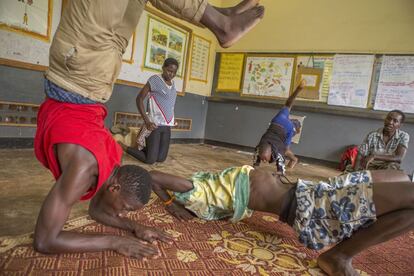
150 167 413 276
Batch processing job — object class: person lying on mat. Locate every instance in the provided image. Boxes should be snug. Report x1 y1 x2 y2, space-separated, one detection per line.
253 80 306 174
150 166 413 276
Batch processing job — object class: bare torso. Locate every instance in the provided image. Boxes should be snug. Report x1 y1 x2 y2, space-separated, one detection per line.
248 167 293 215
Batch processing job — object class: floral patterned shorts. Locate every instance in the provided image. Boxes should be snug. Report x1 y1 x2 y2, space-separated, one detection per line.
293 171 376 250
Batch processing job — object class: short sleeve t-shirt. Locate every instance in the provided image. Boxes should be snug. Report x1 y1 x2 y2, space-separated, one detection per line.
271 107 295 145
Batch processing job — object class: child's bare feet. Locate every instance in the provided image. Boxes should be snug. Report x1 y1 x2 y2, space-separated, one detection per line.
214 0 259 16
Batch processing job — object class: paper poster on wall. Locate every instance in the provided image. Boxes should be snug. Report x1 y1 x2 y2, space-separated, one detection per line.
368 56 383 107
374 56 414 113
289 114 306 144
242 55 295 99
328 54 375 108
143 15 189 77
0 0 52 41
189 34 211 83
295 55 334 102
294 67 323 100
216 53 244 92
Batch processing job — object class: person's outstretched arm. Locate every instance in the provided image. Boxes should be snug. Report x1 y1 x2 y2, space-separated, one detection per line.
136 83 157 131
150 170 195 221
284 80 306 110
33 144 159 259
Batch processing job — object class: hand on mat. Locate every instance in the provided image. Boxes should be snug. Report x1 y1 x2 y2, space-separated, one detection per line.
113 236 159 259
145 121 157 131
166 202 194 221
133 224 173 244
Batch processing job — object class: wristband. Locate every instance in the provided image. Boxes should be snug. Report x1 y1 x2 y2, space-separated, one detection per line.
164 195 175 206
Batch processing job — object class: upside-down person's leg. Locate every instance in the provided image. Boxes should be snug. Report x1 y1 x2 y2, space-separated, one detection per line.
213 0 259 16
148 0 264 48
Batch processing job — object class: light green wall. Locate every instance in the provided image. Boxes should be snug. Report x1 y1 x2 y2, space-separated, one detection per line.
219 0 414 53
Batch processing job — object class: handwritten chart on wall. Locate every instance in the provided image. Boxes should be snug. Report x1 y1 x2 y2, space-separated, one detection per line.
328 55 375 108
189 34 211 83
374 56 414 113
216 53 244 92
242 55 295 98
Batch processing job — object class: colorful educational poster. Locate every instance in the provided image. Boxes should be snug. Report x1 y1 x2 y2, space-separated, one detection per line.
374 56 414 113
328 54 375 108
216 53 245 92
0 0 52 41
242 55 295 98
189 35 211 83
295 55 334 102
144 15 189 77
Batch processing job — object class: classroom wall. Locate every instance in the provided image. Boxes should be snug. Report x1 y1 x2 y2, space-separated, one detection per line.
205 100 414 173
0 65 208 140
218 0 414 54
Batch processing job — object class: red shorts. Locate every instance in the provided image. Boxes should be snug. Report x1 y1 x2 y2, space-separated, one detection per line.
34 99 122 200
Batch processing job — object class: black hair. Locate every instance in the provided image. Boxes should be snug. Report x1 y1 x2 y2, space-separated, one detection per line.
163 57 179 68
117 165 152 204
291 119 301 130
389 109 405 123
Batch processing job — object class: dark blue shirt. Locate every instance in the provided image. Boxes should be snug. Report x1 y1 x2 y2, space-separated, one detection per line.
271 107 295 146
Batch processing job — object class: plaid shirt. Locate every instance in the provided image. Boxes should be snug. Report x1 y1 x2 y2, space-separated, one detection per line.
359 128 409 157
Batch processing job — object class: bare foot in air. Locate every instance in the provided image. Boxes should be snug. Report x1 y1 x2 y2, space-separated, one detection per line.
214 0 259 16
219 6 265 48
317 251 359 276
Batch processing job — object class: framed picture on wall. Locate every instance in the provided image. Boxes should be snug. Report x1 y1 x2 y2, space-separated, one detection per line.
122 32 136 64
241 54 296 99
0 0 53 42
189 34 211 83
143 14 190 78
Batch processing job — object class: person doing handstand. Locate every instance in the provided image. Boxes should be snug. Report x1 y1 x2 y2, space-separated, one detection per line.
254 80 306 173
